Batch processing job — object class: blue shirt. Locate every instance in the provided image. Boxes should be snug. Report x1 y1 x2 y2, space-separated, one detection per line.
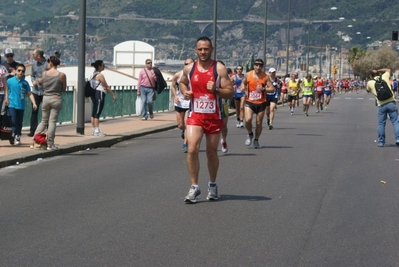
7 76 31 110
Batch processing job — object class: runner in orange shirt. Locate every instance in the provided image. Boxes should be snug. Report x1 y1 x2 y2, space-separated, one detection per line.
240 59 274 149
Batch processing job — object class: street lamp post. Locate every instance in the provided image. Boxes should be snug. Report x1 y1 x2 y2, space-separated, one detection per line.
212 0 217 60
306 0 312 74
77 0 87 135
285 0 291 75
263 0 268 65
319 7 337 75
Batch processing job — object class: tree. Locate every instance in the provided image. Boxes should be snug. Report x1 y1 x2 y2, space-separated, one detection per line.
348 46 366 78
353 47 399 79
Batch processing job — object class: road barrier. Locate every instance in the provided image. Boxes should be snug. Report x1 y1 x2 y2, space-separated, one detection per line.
22 86 171 127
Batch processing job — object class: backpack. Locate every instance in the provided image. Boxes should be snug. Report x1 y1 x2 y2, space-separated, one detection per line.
152 67 167 94
374 76 393 101
84 74 100 98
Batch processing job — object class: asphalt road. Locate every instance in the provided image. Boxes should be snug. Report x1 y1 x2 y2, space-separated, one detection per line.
1 92 398 267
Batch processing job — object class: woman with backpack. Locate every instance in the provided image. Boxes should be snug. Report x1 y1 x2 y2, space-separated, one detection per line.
89 60 117 136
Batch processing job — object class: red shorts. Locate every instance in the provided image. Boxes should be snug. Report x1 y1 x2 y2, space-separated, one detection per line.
186 118 223 135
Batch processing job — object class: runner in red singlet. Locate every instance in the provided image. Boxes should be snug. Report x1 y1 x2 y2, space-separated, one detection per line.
179 36 233 203
315 73 325 113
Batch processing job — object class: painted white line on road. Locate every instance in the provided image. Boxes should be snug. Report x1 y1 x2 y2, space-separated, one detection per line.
345 97 352 99
357 98 363 100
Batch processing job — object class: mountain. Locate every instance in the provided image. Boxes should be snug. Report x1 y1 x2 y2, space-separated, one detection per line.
1 0 398 68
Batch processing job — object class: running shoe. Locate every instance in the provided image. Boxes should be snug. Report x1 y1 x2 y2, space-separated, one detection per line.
378 143 384 147
184 186 201 203
182 143 188 153
220 139 228 153
324 105 328 111
305 112 308 116
316 110 320 113
150 114 154 119
239 120 244 128
47 145 58 151
206 184 219 200
236 121 240 128
396 140 399 146
268 124 273 130
245 134 253 146
290 108 294 115
93 131 106 136
14 135 21 146
253 140 260 149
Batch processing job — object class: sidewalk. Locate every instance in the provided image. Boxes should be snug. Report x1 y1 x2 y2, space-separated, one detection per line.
0 111 178 168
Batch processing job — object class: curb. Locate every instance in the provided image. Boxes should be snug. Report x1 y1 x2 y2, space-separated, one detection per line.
0 123 177 169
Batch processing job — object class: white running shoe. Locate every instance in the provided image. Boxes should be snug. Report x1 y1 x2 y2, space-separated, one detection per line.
220 139 228 153
206 184 219 200
245 134 253 146
184 186 201 203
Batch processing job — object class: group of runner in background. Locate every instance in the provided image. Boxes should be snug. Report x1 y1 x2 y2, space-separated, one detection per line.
171 58 399 153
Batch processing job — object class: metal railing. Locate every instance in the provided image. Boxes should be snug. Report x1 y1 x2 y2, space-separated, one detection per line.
22 86 171 127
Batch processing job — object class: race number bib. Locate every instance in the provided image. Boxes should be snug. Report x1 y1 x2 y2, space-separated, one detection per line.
249 90 262 101
193 97 216 113
304 87 312 93
316 86 323 92
178 95 190 109
235 87 243 94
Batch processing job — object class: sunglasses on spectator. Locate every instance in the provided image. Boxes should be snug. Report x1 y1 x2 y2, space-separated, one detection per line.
17 69 25 73
146 61 152 64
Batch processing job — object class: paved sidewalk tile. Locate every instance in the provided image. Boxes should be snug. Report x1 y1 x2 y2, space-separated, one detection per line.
0 112 177 168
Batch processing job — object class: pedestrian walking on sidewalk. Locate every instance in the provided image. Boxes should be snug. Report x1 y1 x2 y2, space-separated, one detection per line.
28 48 47 137
89 60 116 136
34 56 66 150
179 36 233 203
6 64 37 145
0 60 8 112
137 59 157 120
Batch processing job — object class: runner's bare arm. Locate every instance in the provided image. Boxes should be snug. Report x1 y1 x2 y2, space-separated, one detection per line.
179 63 193 100
264 74 275 93
215 62 234 99
170 70 181 100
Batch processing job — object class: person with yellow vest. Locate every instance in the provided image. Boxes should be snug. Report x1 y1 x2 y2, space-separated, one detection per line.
287 73 301 115
302 74 314 116
240 59 274 148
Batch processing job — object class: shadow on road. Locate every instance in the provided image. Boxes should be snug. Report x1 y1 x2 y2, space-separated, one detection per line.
218 194 272 201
